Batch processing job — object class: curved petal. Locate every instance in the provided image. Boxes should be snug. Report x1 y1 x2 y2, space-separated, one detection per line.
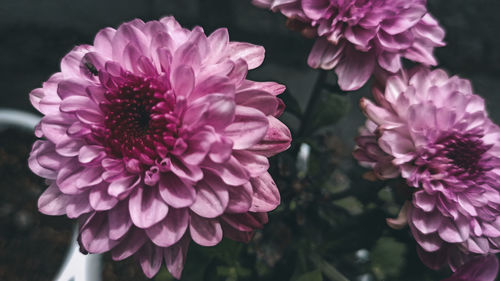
249 173 280 212
158 173 196 208
138 242 164 278
79 212 119 254
224 105 269 150
146 208 189 247
164 235 190 279
190 177 229 218
189 213 223 246
129 186 169 229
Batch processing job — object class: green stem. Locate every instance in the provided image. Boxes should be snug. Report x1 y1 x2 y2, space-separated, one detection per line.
296 70 329 138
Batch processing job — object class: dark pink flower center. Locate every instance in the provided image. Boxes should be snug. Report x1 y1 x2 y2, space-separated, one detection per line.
98 74 179 164
434 133 490 179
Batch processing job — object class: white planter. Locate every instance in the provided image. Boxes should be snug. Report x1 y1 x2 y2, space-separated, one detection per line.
0 108 102 281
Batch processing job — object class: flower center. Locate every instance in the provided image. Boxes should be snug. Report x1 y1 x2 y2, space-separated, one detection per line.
98 74 178 164
434 133 490 179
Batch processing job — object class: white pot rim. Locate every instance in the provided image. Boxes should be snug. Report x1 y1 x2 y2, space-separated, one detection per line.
0 108 102 281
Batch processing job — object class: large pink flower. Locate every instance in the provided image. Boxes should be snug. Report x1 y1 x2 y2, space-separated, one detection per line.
354 68 500 271
28 17 291 279
252 0 445 91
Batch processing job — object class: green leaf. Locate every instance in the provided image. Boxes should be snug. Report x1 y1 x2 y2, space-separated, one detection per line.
371 237 407 280
310 93 350 133
332 196 364 216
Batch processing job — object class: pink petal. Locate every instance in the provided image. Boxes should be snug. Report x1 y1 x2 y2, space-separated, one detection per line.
78 145 105 164
138 242 163 278
249 173 280 212
66 193 92 218
411 207 442 235
221 212 265 231
93 27 116 57
164 235 190 279
182 129 216 165
107 175 141 198
170 157 203 182
228 42 265 69
189 213 223 246
226 182 253 213
413 190 436 212
208 28 229 57
38 182 71 215
386 201 410 230
378 52 402 73
220 219 253 243
416 246 447 270
79 212 119 253
443 254 499 281
159 173 196 208
249 116 291 157
381 5 426 35
233 150 269 177
108 200 133 240
438 216 470 243
307 39 344 70
111 227 147 260
172 42 202 70
335 47 375 91
89 183 119 211
184 94 236 130
204 156 250 186
172 65 195 97
56 161 86 194
190 176 229 218
129 186 169 229
29 141 60 179
224 105 269 150
301 0 330 20
146 208 189 247
76 166 103 189
235 89 279 116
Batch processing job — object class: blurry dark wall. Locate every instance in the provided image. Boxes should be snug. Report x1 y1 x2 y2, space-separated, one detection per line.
1 0 500 126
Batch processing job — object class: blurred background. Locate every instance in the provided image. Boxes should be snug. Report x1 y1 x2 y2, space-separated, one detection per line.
1 0 500 280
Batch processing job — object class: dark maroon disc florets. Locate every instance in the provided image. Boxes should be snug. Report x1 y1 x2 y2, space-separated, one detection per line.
97 74 179 163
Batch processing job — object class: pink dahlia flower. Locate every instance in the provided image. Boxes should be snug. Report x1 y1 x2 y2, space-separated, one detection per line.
28 17 291 279
442 254 498 281
252 0 445 91
354 68 500 271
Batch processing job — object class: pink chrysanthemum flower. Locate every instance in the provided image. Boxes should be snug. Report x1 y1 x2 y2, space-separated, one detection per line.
354 68 500 271
442 254 498 281
28 17 291 279
252 0 445 91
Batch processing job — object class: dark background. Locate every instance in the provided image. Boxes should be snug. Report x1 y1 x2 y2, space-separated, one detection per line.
1 1 500 280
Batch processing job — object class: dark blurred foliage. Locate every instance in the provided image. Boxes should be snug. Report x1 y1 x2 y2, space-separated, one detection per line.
1 0 499 280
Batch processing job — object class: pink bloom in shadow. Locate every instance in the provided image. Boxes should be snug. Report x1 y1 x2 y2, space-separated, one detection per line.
354 68 500 271
442 255 498 281
253 0 445 91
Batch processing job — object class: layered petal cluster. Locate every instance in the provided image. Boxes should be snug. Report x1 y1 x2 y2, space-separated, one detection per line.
28 17 291 279
354 68 500 271
252 0 445 91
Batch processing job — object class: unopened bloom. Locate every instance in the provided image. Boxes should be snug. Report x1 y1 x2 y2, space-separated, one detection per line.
252 0 445 91
29 17 291 279
442 254 498 281
354 68 500 271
